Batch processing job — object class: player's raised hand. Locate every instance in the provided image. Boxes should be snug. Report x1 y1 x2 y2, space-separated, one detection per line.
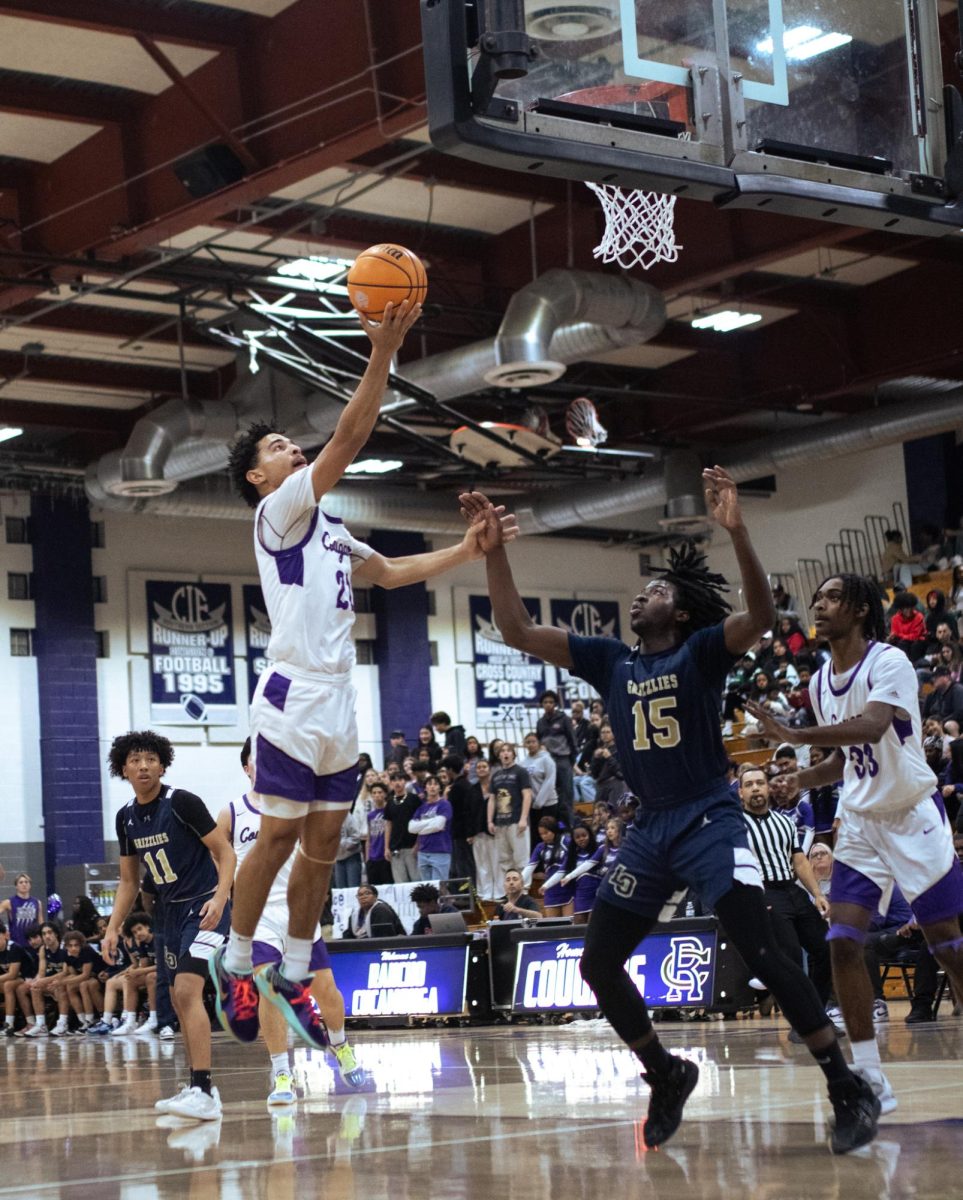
745 700 798 745
702 466 743 531
459 490 519 556
358 299 422 354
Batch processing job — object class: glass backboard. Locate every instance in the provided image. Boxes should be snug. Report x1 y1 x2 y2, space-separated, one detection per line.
422 0 962 235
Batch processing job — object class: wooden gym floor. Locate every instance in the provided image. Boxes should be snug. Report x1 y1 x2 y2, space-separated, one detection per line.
3 999 960 1200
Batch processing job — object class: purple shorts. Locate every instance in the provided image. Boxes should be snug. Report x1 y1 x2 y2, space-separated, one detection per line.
252 936 330 974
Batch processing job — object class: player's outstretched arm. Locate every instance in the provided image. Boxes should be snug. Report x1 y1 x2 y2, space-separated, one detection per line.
309 300 422 502
702 466 775 655
457 492 573 669
354 496 519 590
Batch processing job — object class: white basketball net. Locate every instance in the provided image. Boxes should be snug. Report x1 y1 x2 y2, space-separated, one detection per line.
585 181 681 271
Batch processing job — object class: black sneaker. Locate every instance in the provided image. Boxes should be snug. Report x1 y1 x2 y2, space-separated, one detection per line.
642 1056 699 1148
828 1075 880 1155
905 1004 936 1025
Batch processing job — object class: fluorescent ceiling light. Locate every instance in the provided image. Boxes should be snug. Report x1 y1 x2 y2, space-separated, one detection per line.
344 458 403 475
757 26 852 60
559 445 656 458
0 426 23 443
691 310 763 333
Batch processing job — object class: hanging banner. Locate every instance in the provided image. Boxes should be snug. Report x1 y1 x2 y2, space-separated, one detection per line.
243 584 271 703
550 598 622 704
469 593 546 726
147 580 236 724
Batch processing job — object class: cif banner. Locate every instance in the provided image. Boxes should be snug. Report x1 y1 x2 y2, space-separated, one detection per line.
147 580 236 725
512 930 716 1012
331 944 469 1017
243 584 271 703
469 593 546 725
550 599 621 705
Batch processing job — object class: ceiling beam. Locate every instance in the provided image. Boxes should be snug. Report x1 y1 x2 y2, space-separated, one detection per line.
0 349 221 397
0 77 144 125
0 0 255 50
0 396 132 431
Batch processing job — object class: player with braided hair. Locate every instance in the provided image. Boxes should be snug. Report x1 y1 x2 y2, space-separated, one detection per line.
461 470 878 1156
749 572 963 1117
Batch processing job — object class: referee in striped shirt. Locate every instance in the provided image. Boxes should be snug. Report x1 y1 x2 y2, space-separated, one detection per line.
739 764 832 1006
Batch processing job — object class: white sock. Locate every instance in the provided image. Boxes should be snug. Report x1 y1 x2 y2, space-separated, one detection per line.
328 1026 346 1048
4 1015 13 1027
122 1010 135 1024
148 1011 157 1022
54 1017 67 1029
33 1014 44 1025
271 1052 289 1077
851 1039 882 1071
79 1014 92 1026
280 937 312 982
224 931 254 974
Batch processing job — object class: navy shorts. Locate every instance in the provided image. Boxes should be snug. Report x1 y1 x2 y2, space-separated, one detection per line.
597 787 762 920
157 894 231 980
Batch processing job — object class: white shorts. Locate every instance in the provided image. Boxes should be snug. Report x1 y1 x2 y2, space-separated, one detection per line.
832 791 961 922
249 665 360 812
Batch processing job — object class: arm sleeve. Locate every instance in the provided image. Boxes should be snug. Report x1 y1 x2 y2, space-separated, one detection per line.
687 624 739 689
409 815 446 835
171 791 217 839
567 635 627 698
542 869 565 891
866 648 921 716
565 856 600 882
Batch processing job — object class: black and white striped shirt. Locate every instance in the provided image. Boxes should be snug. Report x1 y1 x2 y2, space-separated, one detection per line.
742 808 800 884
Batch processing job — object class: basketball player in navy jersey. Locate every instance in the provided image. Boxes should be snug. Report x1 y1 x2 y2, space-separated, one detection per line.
101 731 236 1121
462 472 879 1156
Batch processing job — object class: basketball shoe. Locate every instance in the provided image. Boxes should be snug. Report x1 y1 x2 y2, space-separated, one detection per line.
828 1074 881 1154
254 966 328 1050
331 1041 366 1089
166 1085 223 1122
641 1055 699 1148
209 946 260 1043
268 1071 297 1107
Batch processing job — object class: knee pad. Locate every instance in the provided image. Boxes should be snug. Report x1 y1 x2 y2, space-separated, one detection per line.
826 923 867 945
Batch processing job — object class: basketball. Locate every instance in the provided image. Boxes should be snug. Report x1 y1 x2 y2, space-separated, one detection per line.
346 243 427 319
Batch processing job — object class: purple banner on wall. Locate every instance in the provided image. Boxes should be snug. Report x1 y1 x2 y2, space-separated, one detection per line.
147 580 236 725
550 598 621 705
243 583 271 703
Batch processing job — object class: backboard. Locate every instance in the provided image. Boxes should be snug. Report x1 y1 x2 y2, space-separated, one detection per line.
422 0 963 235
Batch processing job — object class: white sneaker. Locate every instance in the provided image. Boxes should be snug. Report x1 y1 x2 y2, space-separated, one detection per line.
135 1017 159 1038
825 1005 846 1033
49 1023 69 1038
158 1025 175 1041
872 999 889 1024
110 1019 137 1037
24 1023 48 1038
854 1066 898 1115
167 1085 222 1122
155 1084 192 1113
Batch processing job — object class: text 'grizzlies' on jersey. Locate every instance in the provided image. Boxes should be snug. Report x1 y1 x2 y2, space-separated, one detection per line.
568 623 737 809
810 641 936 814
116 785 219 904
254 464 374 675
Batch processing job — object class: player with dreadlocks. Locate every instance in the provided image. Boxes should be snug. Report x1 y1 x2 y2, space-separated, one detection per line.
749 572 963 1118
460 470 879 1156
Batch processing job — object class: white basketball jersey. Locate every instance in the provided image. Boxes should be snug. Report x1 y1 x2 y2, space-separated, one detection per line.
809 641 936 815
229 794 290 908
254 466 373 674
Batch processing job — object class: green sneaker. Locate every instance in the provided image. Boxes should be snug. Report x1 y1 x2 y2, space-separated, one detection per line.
331 1040 365 1088
268 1070 297 1106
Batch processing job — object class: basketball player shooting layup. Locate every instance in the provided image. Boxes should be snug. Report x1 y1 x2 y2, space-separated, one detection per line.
213 299 518 1049
462 471 880 1156
748 574 963 1113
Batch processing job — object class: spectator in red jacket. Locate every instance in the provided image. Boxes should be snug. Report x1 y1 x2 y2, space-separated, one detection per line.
888 591 927 661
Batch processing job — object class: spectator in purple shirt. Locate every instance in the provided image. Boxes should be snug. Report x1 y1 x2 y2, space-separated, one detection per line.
364 783 393 886
409 775 453 881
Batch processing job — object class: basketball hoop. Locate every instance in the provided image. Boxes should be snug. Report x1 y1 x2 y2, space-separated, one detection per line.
554 83 689 271
585 182 681 271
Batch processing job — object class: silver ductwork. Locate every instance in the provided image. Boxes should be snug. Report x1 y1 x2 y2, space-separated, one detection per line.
87 269 666 505
115 377 963 534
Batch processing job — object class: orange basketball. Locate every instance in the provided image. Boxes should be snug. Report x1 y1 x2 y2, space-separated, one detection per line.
346 243 427 319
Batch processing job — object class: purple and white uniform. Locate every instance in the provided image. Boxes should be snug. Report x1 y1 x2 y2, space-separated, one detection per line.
8 895 43 948
524 836 574 907
811 640 963 923
568 845 604 914
228 795 330 972
250 466 375 815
